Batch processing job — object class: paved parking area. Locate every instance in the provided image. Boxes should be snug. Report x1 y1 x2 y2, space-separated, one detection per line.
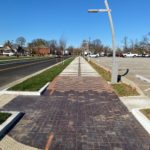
92 57 150 97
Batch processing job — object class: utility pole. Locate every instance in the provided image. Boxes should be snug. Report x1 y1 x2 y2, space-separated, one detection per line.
88 0 118 83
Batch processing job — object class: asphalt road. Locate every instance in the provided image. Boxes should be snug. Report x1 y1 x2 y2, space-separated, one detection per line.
92 57 150 97
0 57 66 89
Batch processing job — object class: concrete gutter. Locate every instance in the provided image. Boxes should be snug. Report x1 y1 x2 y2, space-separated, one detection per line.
0 111 23 138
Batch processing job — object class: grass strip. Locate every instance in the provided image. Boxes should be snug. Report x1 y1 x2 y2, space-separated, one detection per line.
0 56 49 63
0 56 32 60
141 109 150 120
0 112 11 124
89 60 139 97
9 58 74 91
89 61 111 81
112 84 138 97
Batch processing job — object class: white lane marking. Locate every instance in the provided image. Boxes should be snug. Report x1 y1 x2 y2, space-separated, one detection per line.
136 75 150 84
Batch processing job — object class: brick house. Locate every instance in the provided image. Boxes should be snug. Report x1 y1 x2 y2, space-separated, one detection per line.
34 47 50 56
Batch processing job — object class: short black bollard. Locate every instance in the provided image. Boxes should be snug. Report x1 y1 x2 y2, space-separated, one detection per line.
117 69 129 82
117 75 121 82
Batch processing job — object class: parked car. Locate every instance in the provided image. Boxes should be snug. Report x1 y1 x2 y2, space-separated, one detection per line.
123 52 138 58
89 54 99 58
142 54 150 57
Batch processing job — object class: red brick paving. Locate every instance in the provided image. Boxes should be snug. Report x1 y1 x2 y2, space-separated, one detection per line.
47 76 112 93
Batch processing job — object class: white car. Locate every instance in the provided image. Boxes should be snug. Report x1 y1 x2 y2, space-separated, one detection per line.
123 52 138 58
89 54 99 58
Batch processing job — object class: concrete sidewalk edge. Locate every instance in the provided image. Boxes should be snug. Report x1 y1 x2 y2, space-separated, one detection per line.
132 108 150 134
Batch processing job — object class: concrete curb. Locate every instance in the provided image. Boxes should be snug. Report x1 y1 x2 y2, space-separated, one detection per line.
132 108 150 134
0 111 23 138
0 82 50 96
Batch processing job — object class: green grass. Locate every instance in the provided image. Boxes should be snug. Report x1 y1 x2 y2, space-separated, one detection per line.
0 112 11 124
112 83 139 97
0 56 31 60
89 61 111 81
141 109 150 119
9 58 74 91
0 56 49 62
88 60 139 97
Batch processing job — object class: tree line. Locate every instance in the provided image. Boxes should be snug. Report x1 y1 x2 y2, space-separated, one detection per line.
122 33 150 55
3 32 150 56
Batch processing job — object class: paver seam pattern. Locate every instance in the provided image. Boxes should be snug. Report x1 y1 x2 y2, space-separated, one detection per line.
47 76 112 94
1 91 150 150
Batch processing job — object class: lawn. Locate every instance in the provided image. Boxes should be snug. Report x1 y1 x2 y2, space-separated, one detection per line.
0 56 49 62
88 60 139 97
0 112 11 124
112 83 138 97
9 58 74 91
89 61 111 81
141 109 150 120
0 56 31 60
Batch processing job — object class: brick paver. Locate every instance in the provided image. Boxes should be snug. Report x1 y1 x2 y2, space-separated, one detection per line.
0 57 150 150
46 76 111 93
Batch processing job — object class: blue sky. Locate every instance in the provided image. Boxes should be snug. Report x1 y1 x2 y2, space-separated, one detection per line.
0 0 150 47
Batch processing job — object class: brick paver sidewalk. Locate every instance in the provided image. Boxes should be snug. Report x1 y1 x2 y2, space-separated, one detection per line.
1 57 150 150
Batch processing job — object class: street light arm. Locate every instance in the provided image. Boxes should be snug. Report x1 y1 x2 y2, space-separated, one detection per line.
88 9 111 13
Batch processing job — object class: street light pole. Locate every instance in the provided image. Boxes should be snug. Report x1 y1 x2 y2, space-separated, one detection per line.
88 0 118 83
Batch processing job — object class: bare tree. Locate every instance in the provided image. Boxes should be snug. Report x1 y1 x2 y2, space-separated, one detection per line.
59 37 66 55
91 39 103 54
16 36 26 47
3 40 13 49
130 40 135 51
140 36 149 54
48 40 58 55
122 36 128 52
